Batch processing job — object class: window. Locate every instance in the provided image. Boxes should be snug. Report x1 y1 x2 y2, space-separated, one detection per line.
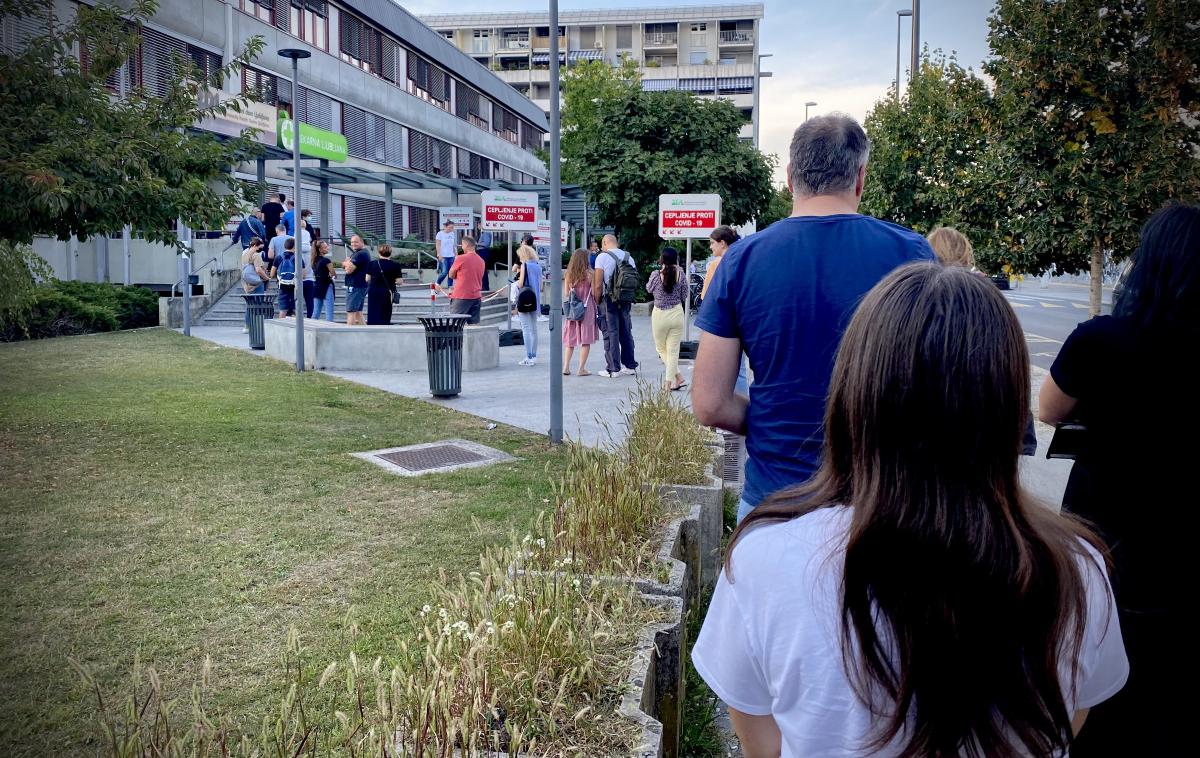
719 56 736 66
340 11 381 73
296 86 335 131
690 22 707 33
240 0 273 23
472 29 490 54
343 104 403 166
493 106 519 144
616 25 632 49
520 122 543 152
439 30 454 41
457 149 492 180
243 66 280 105
188 45 222 86
408 206 438 242
455 84 490 129
689 50 706 65
579 26 597 49
407 54 451 109
535 26 565 38
288 1 327 51
346 196 385 237
408 130 452 175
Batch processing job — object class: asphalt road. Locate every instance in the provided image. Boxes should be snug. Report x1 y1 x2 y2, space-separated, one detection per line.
1002 278 1113 371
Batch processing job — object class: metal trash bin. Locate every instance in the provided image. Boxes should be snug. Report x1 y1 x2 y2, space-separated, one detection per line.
418 315 469 397
241 293 276 350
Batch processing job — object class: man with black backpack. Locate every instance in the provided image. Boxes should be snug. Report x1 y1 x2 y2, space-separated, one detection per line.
592 234 639 378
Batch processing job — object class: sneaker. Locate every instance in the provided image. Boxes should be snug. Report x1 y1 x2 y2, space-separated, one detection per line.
242 327 249 334
518 358 536 366
598 370 619 378
537 315 549 322
620 367 637 375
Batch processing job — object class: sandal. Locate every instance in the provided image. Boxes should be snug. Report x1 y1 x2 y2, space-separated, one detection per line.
577 369 591 377
562 368 571 375
670 382 688 392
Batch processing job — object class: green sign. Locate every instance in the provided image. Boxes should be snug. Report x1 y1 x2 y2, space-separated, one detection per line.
278 115 347 163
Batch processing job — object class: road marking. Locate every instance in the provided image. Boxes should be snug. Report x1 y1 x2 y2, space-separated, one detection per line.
1032 352 1057 358
1039 302 1065 308
1071 302 1090 309
1024 332 1064 345
1009 302 1032 308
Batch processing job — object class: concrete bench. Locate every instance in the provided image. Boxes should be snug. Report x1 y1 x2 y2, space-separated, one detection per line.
263 318 499 372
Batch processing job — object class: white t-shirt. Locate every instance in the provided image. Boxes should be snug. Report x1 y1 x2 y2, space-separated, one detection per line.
594 247 635 294
692 507 1128 758
436 230 457 258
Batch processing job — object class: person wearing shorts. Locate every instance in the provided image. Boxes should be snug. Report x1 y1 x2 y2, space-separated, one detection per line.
341 234 371 325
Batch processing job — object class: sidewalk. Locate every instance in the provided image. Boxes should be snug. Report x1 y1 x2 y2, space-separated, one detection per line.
186 314 1072 503
188 311 697 448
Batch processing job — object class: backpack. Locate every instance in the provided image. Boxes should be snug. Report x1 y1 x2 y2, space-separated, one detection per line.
276 253 296 286
603 250 639 303
515 264 538 313
241 262 263 287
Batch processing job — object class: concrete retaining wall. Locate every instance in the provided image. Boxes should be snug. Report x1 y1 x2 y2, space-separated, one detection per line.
263 319 499 372
658 462 724 589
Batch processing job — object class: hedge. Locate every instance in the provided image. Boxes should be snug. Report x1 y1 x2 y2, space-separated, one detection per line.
0 281 157 342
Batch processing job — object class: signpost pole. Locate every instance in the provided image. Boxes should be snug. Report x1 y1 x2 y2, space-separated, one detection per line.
548 0 563 444
684 237 692 342
279 48 311 373
506 234 513 333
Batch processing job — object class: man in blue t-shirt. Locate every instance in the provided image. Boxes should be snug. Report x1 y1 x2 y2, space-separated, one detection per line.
693 114 935 523
340 234 372 325
281 200 297 236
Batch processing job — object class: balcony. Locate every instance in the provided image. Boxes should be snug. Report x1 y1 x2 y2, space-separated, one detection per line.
719 29 754 45
643 32 678 47
532 35 566 51
498 37 530 52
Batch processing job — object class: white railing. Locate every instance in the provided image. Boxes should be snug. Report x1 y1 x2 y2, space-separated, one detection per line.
719 30 754 44
643 32 678 46
501 38 530 50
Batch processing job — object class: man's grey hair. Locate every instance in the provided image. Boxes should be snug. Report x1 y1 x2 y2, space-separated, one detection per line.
460 235 476 249
788 113 871 197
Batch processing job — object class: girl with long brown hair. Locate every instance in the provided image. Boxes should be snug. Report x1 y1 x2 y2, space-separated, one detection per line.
562 249 597 375
693 263 1127 757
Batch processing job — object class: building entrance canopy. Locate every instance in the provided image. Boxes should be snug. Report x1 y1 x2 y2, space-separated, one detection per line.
280 165 594 229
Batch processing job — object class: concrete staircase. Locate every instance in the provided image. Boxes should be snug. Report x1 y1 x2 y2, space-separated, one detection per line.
201 275 511 327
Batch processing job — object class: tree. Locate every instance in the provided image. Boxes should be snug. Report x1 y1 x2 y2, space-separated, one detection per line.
562 71 774 261
0 0 266 248
860 52 1012 273
756 185 793 230
986 0 1200 313
560 56 642 183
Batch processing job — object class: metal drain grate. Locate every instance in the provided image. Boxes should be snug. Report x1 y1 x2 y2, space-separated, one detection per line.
377 444 486 471
720 431 744 485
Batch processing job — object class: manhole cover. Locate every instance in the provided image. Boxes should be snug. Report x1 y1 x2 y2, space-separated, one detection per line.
352 439 514 478
377 444 486 471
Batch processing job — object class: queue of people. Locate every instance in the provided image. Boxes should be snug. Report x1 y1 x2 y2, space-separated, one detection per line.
690 112 1194 755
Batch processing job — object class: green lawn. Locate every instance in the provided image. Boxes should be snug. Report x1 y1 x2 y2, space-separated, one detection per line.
0 329 566 756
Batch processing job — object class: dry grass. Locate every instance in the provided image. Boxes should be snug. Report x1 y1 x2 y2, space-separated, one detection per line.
624 383 714 486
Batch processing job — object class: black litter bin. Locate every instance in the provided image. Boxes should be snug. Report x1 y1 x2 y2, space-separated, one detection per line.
418 315 470 397
241 292 276 350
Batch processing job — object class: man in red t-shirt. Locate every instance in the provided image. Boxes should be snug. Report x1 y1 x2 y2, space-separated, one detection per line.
443 235 485 323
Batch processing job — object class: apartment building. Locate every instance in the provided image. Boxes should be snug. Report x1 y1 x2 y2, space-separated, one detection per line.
4 0 549 287
421 3 766 146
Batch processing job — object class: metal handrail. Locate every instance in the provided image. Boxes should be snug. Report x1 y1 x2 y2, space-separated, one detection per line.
169 256 220 300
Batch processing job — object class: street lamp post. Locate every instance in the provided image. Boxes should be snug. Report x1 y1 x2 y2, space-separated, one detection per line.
805 101 817 121
279 47 311 373
895 9 912 96
548 0 564 443
753 53 773 148
911 0 921 84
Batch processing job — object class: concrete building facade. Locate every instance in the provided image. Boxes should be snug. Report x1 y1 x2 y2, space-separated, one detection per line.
3 0 549 288
420 3 766 146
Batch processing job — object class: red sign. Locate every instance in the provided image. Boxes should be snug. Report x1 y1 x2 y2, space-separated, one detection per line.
486 206 536 223
661 210 718 229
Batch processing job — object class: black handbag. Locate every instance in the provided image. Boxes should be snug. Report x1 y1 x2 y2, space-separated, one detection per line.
378 261 400 304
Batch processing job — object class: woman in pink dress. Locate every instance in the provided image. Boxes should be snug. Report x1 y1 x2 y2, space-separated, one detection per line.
562 249 598 375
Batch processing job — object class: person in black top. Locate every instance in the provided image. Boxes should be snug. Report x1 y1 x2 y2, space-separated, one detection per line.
365 244 403 325
260 192 286 240
310 240 336 320
1039 203 1199 756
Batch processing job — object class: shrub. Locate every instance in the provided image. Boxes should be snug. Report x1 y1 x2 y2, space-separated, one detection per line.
0 241 54 336
625 382 713 486
52 280 159 330
4 288 119 341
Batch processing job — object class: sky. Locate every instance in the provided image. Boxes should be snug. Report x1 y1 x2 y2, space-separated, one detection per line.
397 0 996 185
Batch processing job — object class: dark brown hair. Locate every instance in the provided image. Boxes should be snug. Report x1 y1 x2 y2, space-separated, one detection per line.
709 225 740 246
727 263 1108 757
